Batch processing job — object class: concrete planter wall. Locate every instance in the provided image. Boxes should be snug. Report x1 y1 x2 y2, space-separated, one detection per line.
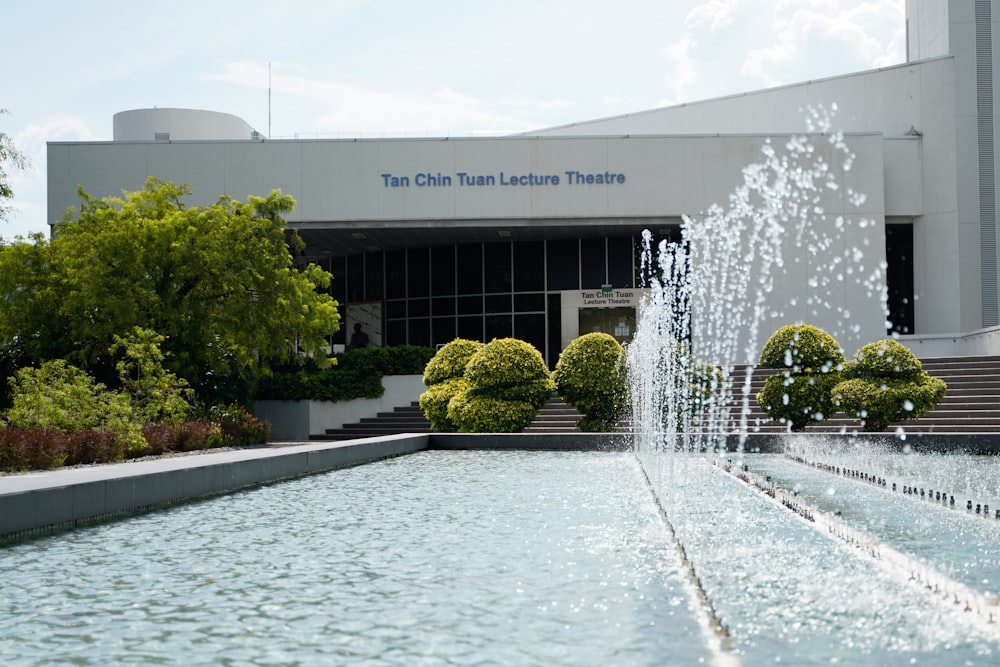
255 375 426 441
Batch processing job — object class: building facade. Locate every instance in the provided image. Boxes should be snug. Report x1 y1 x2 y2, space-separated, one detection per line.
46 1 1000 364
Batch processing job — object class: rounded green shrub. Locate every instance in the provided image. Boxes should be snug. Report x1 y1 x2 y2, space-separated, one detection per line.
419 377 468 432
463 338 554 409
758 324 845 373
419 339 485 431
756 324 844 431
447 393 537 433
554 332 626 431
757 371 842 432
422 339 485 386
849 339 923 380
833 339 947 431
445 338 554 433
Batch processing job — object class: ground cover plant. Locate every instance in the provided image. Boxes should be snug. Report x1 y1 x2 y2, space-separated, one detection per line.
0 328 270 473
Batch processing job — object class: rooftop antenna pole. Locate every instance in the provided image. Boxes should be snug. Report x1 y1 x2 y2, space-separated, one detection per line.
268 61 272 139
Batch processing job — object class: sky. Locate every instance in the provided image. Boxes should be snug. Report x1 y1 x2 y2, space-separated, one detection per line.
2 0 905 240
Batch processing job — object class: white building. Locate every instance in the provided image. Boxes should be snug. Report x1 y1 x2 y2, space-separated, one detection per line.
46 1 1000 364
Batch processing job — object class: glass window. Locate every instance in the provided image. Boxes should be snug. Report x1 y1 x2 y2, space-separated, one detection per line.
546 239 579 291
607 237 633 289
485 314 512 340
514 314 546 361
458 295 483 315
485 294 511 314
408 318 430 347
408 298 430 318
332 305 346 346
385 250 406 299
386 320 406 346
431 246 456 296
546 294 561 370
581 238 606 288
432 296 456 316
431 317 456 347
457 244 483 295
329 256 347 304
408 248 430 298
484 242 512 293
513 241 545 292
347 254 364 302
514 293 545 312
365 251 384 301
386 300 406 319
457 315 483 341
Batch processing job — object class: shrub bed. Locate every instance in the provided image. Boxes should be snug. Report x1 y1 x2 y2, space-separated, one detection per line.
257 345 435 402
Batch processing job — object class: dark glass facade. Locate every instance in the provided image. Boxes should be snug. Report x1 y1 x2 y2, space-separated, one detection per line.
327 234 643 365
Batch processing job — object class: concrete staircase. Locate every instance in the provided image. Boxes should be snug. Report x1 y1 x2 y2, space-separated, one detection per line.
313 402 431 441
740 355 1000 434
523 396 583 433
313 395 585 440
312 356 1000 439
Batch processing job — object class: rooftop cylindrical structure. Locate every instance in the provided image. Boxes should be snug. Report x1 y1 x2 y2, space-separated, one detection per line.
112 108 260 141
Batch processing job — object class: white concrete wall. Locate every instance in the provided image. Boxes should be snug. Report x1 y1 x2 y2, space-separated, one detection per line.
48 133 886 224
255 375 426 441
900 325 1000 358
48 131 890 359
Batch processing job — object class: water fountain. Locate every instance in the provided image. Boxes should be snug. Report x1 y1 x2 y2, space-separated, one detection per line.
2 109 999 665
627 109 1000 662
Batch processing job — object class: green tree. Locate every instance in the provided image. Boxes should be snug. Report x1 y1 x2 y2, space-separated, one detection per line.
0 178 340 404
0 109 28 224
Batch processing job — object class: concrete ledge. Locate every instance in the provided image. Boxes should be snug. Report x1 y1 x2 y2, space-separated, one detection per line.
429 432 631 451
0 434 430 544
4 430 1000 544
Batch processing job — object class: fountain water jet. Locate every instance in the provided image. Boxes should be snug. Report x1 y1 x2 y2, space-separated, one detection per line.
627 109 1000 660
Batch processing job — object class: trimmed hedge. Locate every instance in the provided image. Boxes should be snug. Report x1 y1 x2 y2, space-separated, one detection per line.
757 324 845 431
757 371 843 432
256 345 435 402
462 338 553 408
759 324 845 373
419 340 485 432
419 377 469 432
833 339 947 431
422 339 484 386
449 338 554 433
554 333 626 432
447 394 538 433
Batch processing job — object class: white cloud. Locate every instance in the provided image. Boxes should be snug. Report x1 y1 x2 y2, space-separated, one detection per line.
658 0 904 103
742 0 905 87
663 36 700 103
3 117 102 239
204 61 537 135
685 0 738 32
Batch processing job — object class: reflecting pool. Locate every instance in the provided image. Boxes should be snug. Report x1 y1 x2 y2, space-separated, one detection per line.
0 451 710 666
3 448 1000 665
